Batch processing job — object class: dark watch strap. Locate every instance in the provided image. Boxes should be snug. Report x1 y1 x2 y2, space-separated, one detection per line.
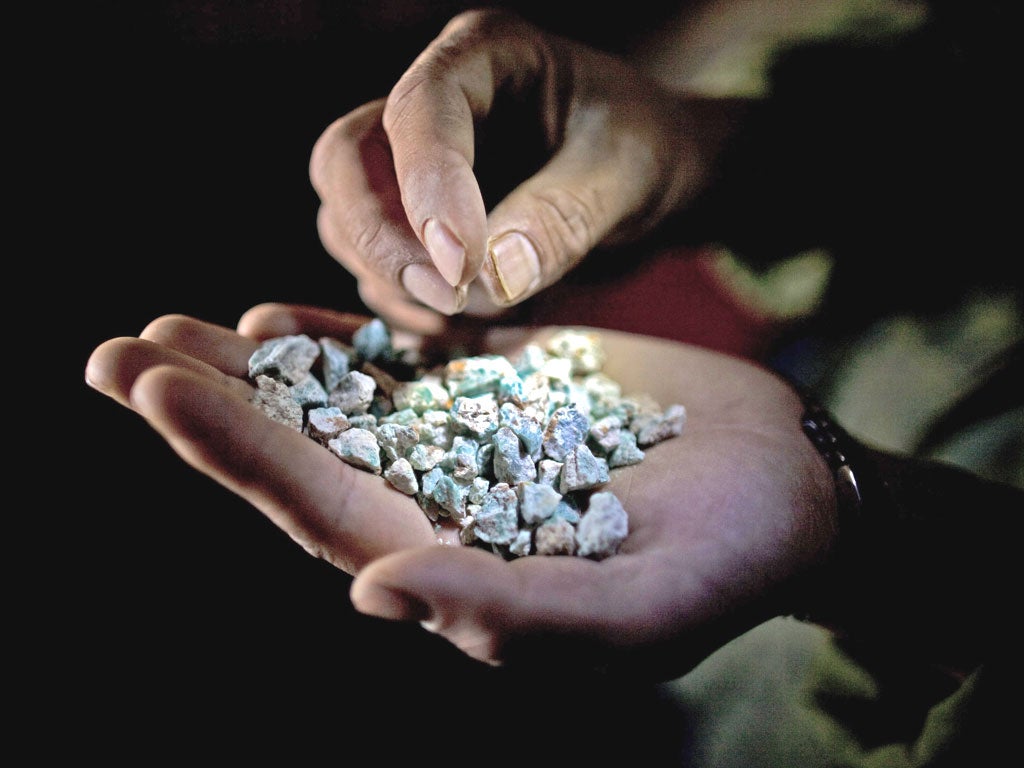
799 394 863 525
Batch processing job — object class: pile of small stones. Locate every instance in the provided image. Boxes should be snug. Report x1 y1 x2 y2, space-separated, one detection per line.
248 319 685 560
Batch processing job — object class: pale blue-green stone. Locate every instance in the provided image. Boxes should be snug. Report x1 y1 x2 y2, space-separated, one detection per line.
474 483 519 545
575 492 628 560
353 318 392 362
289 374 328 410
327 428 381 474
249 334 320 386
319 337 351 393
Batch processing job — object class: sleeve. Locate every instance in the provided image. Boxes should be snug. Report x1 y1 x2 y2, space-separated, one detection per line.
796 388 1022 676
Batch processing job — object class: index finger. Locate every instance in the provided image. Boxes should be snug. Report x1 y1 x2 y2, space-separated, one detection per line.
382 9 549 289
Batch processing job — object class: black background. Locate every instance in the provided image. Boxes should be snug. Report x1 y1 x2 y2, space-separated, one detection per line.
40 2 695 762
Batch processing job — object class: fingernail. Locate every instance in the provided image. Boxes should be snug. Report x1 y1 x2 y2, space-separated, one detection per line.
400 263 468 314
423 218 466 287
488 231 541 302
353 582 433 623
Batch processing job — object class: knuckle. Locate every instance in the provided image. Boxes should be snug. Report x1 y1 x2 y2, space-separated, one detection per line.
444 6 522 39
139 313 196 345
351 216 386 260
532 187 605 269
308 117 349 196
383 7 525 138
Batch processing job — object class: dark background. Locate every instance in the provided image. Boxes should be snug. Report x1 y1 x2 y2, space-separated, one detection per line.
43 2 696 762
35 0 1018 759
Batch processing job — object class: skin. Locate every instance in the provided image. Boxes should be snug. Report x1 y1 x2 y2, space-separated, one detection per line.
85 302 836 681
309 8 742 335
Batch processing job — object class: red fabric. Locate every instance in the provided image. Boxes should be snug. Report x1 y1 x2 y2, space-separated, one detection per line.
522 246 782 361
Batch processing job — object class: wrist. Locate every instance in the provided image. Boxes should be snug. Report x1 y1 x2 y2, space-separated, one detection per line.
789 387 865 629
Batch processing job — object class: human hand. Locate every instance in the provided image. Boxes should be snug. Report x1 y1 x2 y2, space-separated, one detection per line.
85 302 836 680
309 8 739 335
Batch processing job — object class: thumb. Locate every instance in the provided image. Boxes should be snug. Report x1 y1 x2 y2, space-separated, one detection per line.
349 545 639 668
476 115 668 307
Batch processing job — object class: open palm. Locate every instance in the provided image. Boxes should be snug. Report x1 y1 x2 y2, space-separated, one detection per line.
86 302 836 680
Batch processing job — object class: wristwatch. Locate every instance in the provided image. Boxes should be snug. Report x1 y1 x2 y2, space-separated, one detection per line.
799 391 863 525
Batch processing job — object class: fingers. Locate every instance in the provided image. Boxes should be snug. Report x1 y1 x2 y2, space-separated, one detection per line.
310 101 467 320
311 7 694 321
356 270 461 336
129 365 440 574
385 9 694 309
379 10 505 289
140 314 260 378
474 55 695 308
236 303 373 341
85 335 253 409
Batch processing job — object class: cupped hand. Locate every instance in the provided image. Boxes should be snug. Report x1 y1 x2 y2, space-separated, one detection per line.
85 302 837 680
309 8 736 335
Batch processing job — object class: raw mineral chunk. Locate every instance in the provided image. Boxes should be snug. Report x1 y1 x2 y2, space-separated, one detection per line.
567 381 592 419
248 334 320 386
474 483 519 545
450 395 500 438
419 495 442 523
536 459 563 487
509 529 533 557
407 443 445 471
306 406 351 446
542 404 590 461
518 372 552 410
492 426 538 485
588 415 623 455
608 430 645 468
444 355 518 398
538 356 573 391
496 373 525 404
319 337 352 393
459 513 479 546
328 428 382 474
518 482 562 526
476 442 494 477
553 495 581 525
420 466 443 497
384 458 418 495
432 475 468 520
352 317 392 362
416 410 454 448
514 344 546 375
370 392 395 419
362 357 403 401
635 403 687 446
535 518 577 556
546 329 606 375
559 443 610 493
582 373 623 419
289 374 328 410
467 477 490 505
575 491 628 560
499 402 544 457
251 374 303 431
348 413 377 431
376 423 418 463
444 436 480 482
328 370 377 414
392 375 450 414
623 392 664 422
